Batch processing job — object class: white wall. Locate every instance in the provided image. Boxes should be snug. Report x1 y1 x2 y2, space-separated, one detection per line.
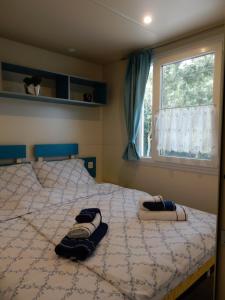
103 60 219 214
0 37 104 181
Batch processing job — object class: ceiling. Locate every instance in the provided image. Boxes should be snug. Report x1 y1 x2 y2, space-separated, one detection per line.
0 0 224 64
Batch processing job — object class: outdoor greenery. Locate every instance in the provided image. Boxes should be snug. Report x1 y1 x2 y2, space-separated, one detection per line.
161 53 215 108
142 52 215 157
143 65 153 156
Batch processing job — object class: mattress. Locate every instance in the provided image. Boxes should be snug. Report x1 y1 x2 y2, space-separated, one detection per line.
0 184 216 300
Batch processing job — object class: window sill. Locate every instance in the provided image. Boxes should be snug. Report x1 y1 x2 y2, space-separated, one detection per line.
139 157 219 176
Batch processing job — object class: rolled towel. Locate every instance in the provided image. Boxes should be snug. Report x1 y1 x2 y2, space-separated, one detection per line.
55 222 108 261
139 195 176 211
143 200 176 211
139 195 163 208
75 208 102 223
138 205 187 221
146 195 163 202
67 212 101 239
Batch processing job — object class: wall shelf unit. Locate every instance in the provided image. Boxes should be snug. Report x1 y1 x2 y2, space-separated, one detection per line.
0 62 107 107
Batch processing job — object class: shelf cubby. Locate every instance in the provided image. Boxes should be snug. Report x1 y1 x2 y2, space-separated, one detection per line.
0 62 107 107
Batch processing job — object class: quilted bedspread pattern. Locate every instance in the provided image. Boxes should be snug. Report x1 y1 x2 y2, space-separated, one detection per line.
0 184 216 300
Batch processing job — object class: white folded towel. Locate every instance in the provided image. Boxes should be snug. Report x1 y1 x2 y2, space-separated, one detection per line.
139 195 163 211
67 213 101 238
138 204 187 221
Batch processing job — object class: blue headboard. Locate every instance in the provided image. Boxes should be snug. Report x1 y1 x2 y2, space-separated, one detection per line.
34 144 79 158
0 145 26 160
34 143 96 178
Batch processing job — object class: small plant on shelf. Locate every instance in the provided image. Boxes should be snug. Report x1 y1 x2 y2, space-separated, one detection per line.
23 76 42 96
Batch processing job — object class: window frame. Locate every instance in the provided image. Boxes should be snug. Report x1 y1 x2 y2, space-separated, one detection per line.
140 38 224 174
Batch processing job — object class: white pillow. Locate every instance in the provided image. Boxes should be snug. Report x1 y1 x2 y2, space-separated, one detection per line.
32 159 96 188
0 163 42 198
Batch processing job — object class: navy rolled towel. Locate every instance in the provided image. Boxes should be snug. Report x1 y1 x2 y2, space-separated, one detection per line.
75 208 102 223
55 222 108 261
143 200 176 211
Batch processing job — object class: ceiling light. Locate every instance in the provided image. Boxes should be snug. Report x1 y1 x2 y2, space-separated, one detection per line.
143 15 152 25
68 48 76 53
200 47 207 53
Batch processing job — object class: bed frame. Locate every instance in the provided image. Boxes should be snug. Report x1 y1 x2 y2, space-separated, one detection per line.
164 256 215 299
0 144 214 298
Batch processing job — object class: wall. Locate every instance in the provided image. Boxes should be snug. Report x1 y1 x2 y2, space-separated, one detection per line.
0 33 221 209
103 59 219 214
0 37 104 181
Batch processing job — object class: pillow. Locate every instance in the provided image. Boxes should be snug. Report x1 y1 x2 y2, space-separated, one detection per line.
32 159 96 188
0 163 42 198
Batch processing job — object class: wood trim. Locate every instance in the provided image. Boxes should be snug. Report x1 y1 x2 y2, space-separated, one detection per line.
163 256 215 300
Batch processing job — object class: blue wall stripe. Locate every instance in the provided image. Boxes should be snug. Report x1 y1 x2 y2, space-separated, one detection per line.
0 145 26 159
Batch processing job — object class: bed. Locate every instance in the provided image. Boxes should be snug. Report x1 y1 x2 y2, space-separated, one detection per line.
0 144 216 300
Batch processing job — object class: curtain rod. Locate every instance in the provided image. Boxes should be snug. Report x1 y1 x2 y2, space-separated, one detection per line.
122 23 224 60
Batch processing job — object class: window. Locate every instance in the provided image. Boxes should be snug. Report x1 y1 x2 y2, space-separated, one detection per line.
139 40 223 171
139 65 153 157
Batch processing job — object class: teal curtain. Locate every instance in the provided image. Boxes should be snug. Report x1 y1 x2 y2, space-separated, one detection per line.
123 49 152 160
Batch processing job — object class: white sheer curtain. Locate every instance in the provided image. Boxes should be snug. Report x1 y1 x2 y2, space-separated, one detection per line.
156 105 217 158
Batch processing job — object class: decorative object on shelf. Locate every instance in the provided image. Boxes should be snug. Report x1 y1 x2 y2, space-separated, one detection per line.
83 93 93 102
23 76 42 96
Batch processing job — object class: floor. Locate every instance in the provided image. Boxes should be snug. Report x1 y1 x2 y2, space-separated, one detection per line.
178 275 214 300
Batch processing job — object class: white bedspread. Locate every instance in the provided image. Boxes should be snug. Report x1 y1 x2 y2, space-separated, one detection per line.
0 184 216 300
0 218 127 300
0 183 120 222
